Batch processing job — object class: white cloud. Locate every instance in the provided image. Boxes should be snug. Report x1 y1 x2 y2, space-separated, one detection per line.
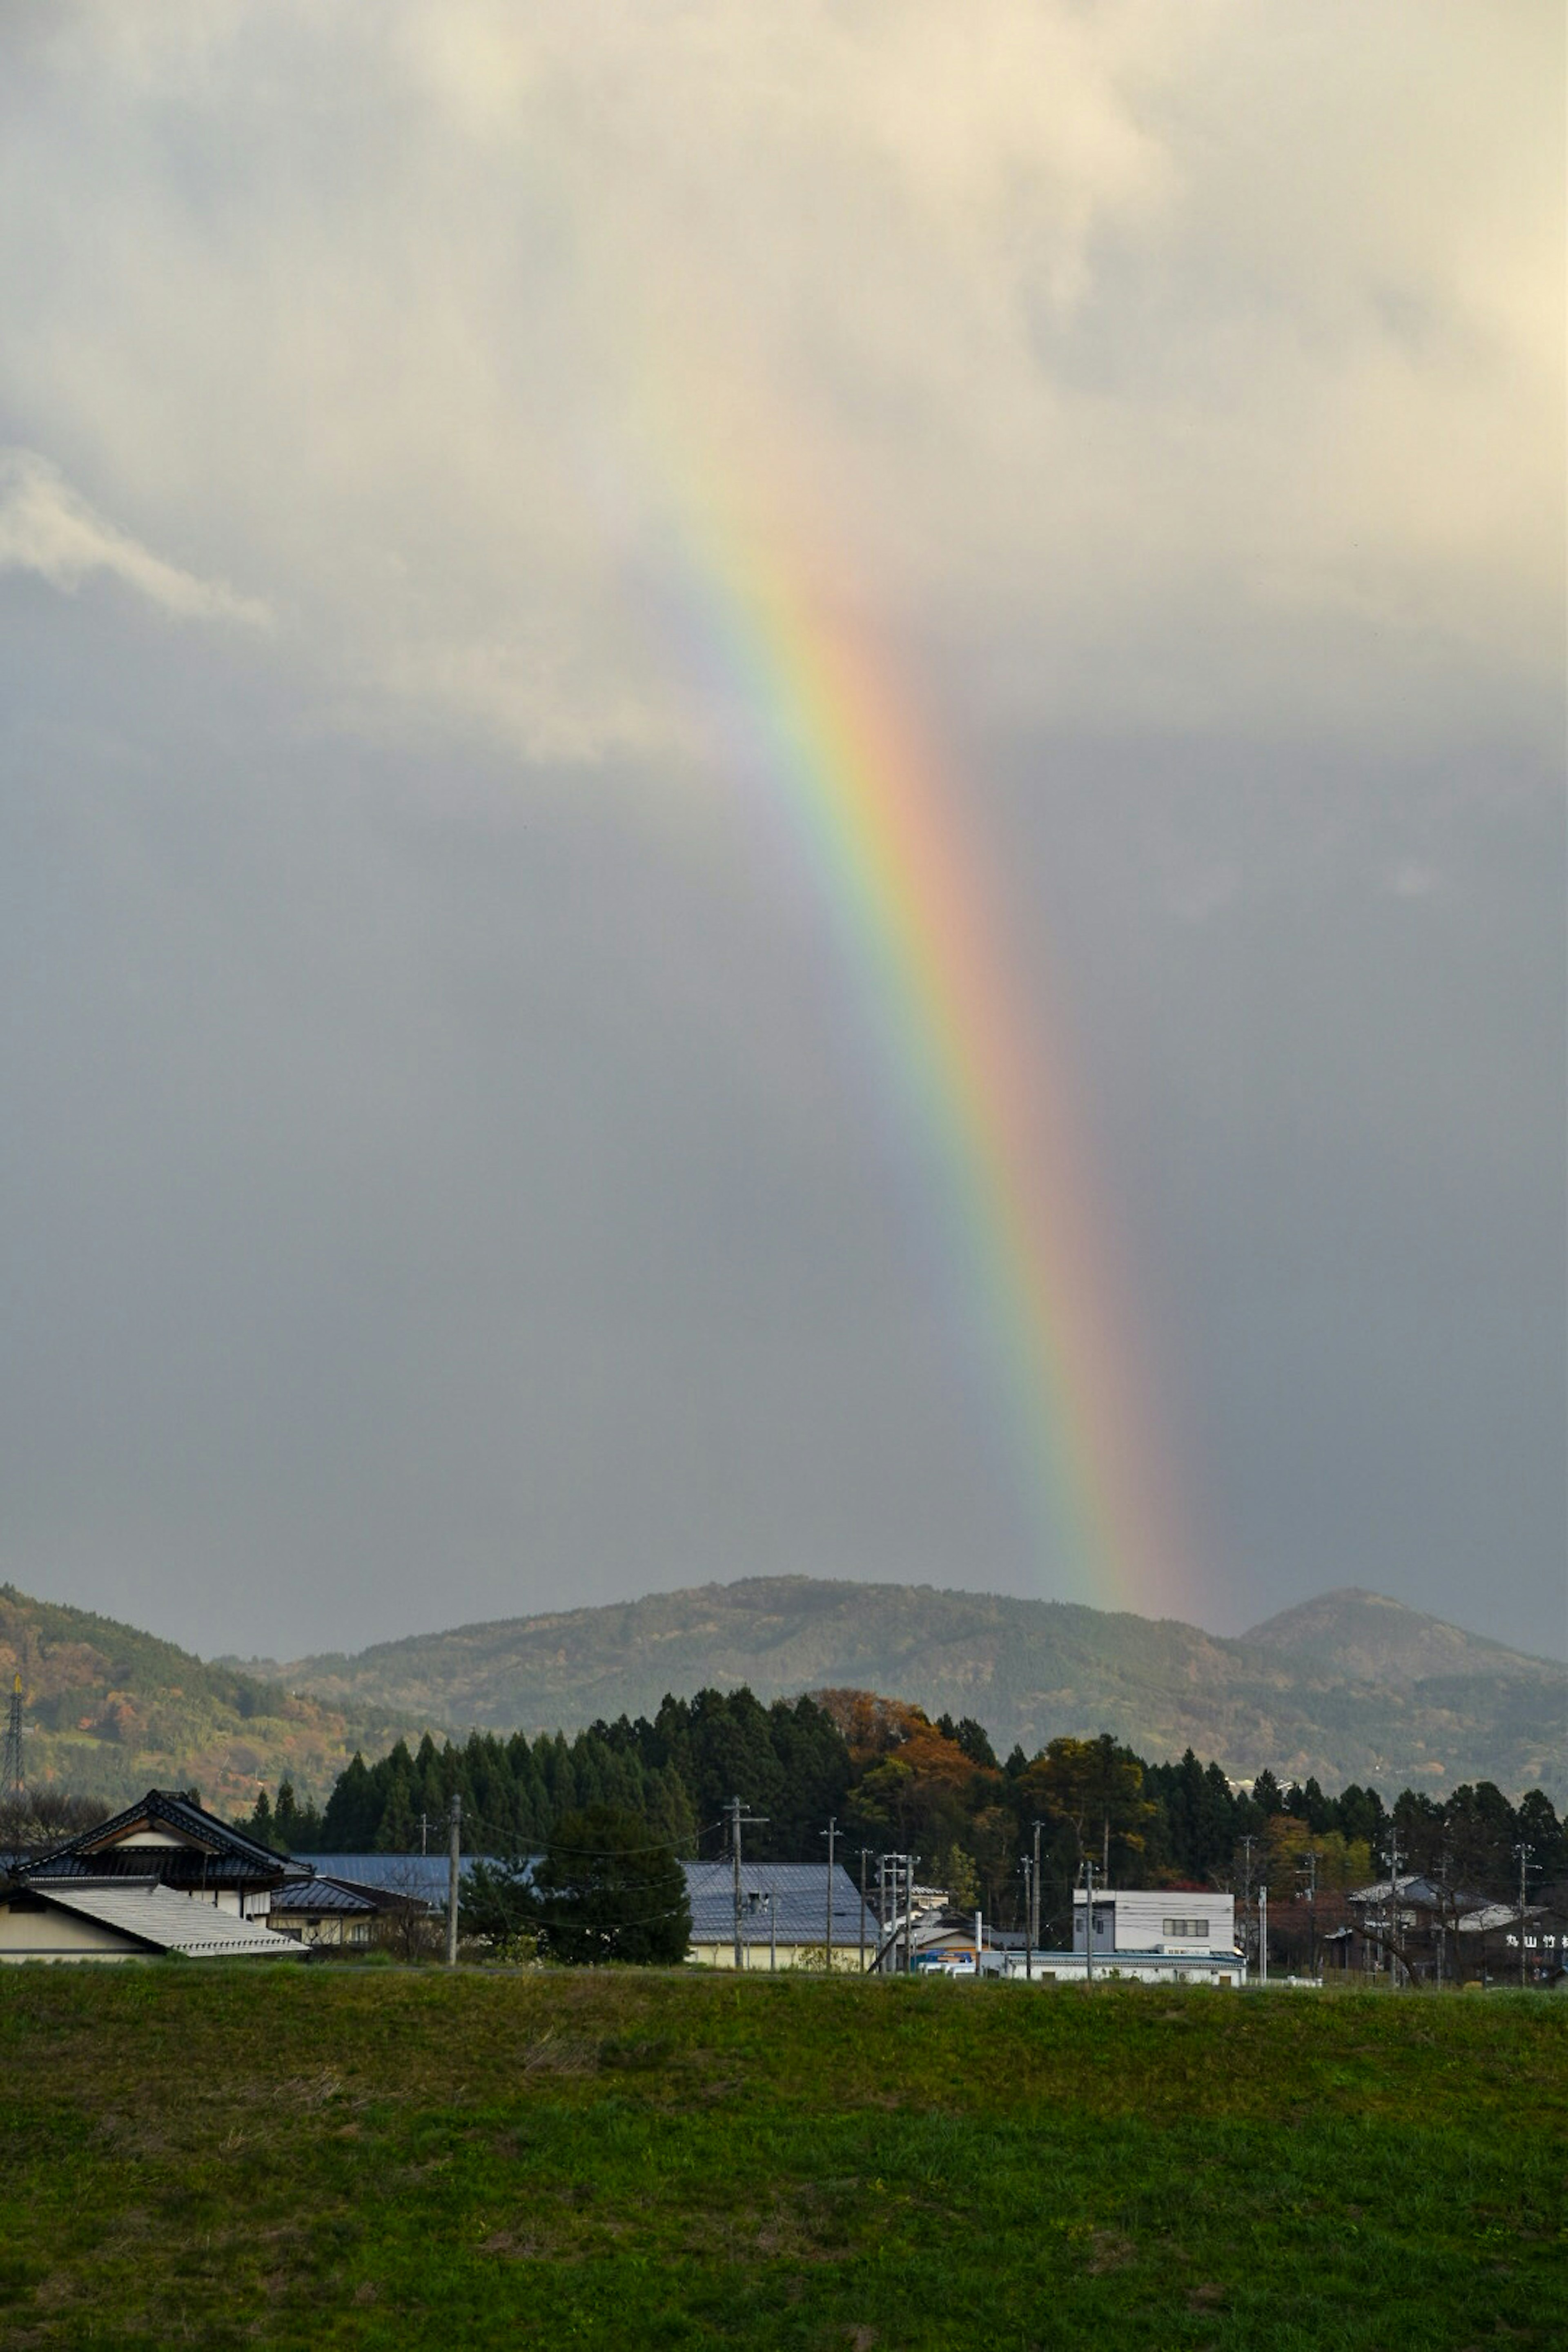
0 448 271 628
0 1 1557 761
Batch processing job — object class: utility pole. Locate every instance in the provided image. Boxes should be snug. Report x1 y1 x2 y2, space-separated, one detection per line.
731 1797 744 1971
1379 1830 1402 1987
1514 1841 1532 1990
1082 1859 1095 1988
419 1813 430 1859
1031 1820 1043 1958
768 1884 777 1973
1299 1849 1320 1979
1022 1855 1033 1982
1433 1843 1454 1991
1238 1834 1259 1977
728 1797 767 1973
898 1854 915 1975
445 1792 461 1968
858 1849 870 1974
820 1817 837 1973
1259 1884 1268 1986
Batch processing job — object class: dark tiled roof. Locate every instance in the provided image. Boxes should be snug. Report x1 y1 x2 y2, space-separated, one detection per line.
20 1790 288 1886
29 1845 283 1887
272 1876 378 1915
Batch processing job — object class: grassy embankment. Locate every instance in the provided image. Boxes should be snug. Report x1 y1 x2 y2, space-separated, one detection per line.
2 1966 1563 2350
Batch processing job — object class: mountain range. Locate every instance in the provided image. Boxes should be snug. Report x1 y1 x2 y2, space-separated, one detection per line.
254 1576 1564 1802
3 1577 1561 1811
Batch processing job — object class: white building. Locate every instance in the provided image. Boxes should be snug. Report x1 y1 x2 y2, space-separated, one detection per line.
1072 1888 1236 1958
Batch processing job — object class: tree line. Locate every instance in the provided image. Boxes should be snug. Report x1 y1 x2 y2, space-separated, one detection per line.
239 1684 1568 1935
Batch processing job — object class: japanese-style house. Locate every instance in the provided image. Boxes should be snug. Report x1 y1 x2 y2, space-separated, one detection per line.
0 1787 301 1965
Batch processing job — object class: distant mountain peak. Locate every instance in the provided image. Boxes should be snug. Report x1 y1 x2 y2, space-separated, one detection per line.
1241 1588 1558 1682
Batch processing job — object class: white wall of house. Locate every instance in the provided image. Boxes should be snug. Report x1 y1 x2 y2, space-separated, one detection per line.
0 1902 141 1962
156 1885 270 1918
1072 1891 1236 1955
272 1914 371 1947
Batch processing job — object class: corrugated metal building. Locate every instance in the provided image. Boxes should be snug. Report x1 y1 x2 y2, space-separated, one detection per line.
684 1860 867 1970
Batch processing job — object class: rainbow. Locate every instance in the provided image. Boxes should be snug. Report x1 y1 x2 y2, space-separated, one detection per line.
650 464 1184 1617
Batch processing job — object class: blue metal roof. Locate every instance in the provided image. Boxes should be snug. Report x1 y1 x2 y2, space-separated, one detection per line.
293 1853 497 1904
684 1861 864 1949
293 1852 866 1948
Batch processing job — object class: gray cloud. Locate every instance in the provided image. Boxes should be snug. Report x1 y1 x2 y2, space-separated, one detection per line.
0 4 1561 1665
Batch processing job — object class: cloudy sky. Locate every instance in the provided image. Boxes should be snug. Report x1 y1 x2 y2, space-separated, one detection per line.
1 2 1562 1663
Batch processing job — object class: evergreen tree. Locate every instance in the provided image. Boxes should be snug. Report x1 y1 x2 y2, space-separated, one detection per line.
533 1805 690 1965
460 1853 538 1949
683 1688 786 1849
1444 1782 1517 1898
764 1695 851 1856
320 1751 379 1849
272 1777 321 1853
1517 1790 1567 1892
1335 1783 1388 1851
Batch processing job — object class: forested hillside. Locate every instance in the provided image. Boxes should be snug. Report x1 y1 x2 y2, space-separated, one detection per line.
0 1586 439 1814
252 1577 1566 1800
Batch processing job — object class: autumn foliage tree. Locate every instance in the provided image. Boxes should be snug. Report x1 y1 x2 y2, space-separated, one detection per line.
1016 1736 1157 1881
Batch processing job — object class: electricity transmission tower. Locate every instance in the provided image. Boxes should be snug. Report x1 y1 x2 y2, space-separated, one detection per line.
3 1674 23 1802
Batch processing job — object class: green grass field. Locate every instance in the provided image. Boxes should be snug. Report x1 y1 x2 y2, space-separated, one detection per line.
2 1965 1562 2350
